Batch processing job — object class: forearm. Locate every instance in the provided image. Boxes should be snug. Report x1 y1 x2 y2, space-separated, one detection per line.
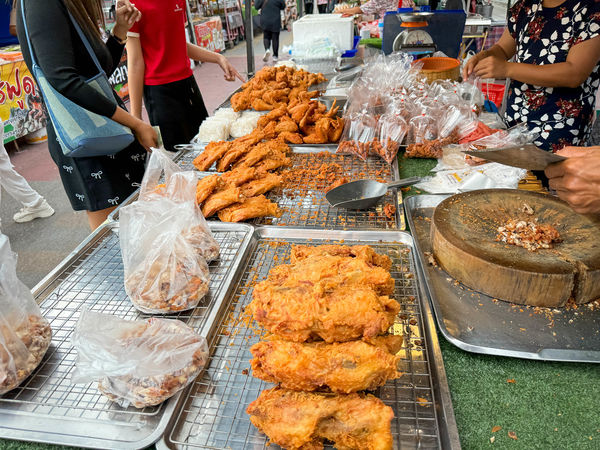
127 62 145 119
187 43 222 63
111 106 145 131
506 61 588 88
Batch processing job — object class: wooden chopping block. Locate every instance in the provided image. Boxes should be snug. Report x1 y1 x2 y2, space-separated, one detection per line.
431 189 600 307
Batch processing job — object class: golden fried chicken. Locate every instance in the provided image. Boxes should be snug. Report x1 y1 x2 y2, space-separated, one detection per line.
277 132 304 144
265 254 395 295
220 166 258 186
247 387 394 450
275 120 299 134
193 141 230 171
201 186 244 217
290 245 392 271
250 284 400 343
250 336 403 393
195 174 222 205
217 195 282 222
255 154 292 172
240 173 282 197
217 142 253 172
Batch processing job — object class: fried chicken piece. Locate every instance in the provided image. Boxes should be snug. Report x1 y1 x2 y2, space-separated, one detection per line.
252 98 274 111
263 89 290 105
289 103 311 123
217 142 253 172
240 172 282 197
266 254 395 295
217 195 282 222
328 117 344 142
255 155 292 172
250 283 400 343
275 120 299 134
195 174 222 205
290 245 392 271
247 387 394 450
220 166 258 186
277 132 304 144
250 336 402 393
201 186 244 217
303 117 330 144
192 141 230 171
230 91 250 111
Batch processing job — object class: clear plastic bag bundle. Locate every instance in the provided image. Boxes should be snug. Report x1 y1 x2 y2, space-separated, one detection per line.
72 310 208 408
120 149 219 314
337 111 378 161
0 234 51 395
374 112 407 164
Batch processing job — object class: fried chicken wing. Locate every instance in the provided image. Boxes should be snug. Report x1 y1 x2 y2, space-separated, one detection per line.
217 143 253 172
217 195 282 222
291 245 392 271
240 173 282 197
193 141 230 171
255 155 292 172
250 284 400 343
195 174 222 205
247 387 394 450
252 98 274 111
275 120 299 134
201 186 244 217
277 132 304 144
250 336 402 393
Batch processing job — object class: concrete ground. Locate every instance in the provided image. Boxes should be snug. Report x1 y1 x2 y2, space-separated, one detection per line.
1 31 292 289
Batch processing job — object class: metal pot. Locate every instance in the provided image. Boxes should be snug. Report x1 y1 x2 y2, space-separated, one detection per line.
476 4 493 18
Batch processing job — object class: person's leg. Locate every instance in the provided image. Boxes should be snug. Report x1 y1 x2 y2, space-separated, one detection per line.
272 32 280 59
86 206 117 231
318 3 326 13
263 30 272 61
0 139 43 208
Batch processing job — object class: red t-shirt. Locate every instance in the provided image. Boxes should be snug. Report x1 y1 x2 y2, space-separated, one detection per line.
128 0 193 85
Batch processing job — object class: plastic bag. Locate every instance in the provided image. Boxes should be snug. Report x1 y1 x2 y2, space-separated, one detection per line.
120 149 219 314
337 111 378 161
72 310 208 408
0 234 51 395
374 112 407 164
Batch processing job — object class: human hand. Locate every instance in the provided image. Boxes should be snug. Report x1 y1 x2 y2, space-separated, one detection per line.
473 54 510 80
133 121 158 151
113 0 142 39
545 146 600 214
341 7 362 16
218 55 245 82
462 51 485 80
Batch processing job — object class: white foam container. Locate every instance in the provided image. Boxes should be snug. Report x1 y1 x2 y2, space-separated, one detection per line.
292 14 354 52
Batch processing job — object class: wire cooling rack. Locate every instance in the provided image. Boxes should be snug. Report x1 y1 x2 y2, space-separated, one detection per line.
160 228 458 450
0 222 253 449
176 147 401 229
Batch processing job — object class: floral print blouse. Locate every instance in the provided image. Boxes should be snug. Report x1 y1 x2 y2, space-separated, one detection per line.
506 0 600 151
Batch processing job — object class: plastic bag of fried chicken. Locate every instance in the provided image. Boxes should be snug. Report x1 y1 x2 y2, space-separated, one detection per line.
0 233 52 395
373 110 408 164
337 111 378 161
120 148 220 314
72 310 208 408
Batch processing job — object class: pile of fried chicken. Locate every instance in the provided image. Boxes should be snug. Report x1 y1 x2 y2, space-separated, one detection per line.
193 138 290 222
246 245 401 450
255 98 344 145
230 66 327 112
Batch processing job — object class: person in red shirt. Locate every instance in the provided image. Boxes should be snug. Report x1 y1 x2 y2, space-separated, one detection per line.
126 0 243 151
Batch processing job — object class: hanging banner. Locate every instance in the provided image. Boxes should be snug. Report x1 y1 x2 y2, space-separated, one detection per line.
0 56 46 144
194 16 225 53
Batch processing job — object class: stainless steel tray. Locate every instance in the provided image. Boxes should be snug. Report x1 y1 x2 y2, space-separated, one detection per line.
0 222 254 449
405 195 600 363
176 147 404 230
158 227 460 449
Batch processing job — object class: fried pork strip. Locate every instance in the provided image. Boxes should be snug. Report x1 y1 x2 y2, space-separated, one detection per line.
265 254 395 296
192 141 230 171
247 387 394 450
217 195 281 222
220 166 258 186
254 154 292 172
217 142 253 172
291 244 392 271
195 174 222 205
250 335 403 393
250 284 400 343
201 186 244 217
240 173 283 198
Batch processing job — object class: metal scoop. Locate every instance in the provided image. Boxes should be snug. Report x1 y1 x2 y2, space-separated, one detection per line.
326 176 422 209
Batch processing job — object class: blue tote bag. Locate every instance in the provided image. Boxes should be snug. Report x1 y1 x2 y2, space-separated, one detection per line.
20 2 134 158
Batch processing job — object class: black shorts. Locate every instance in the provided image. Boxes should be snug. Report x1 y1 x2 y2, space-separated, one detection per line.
143 75 209 151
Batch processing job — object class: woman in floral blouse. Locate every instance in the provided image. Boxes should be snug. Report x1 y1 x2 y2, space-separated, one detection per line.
464 0 600 151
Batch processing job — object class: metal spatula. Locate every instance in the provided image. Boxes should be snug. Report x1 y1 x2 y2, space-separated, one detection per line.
463 143 566 171
326 176 421 209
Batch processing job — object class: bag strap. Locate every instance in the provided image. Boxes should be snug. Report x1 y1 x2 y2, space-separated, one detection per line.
20 0 105 75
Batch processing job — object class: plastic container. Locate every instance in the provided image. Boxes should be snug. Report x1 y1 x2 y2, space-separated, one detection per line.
481 83 506 108
342 36 361 58
293 14 354 53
